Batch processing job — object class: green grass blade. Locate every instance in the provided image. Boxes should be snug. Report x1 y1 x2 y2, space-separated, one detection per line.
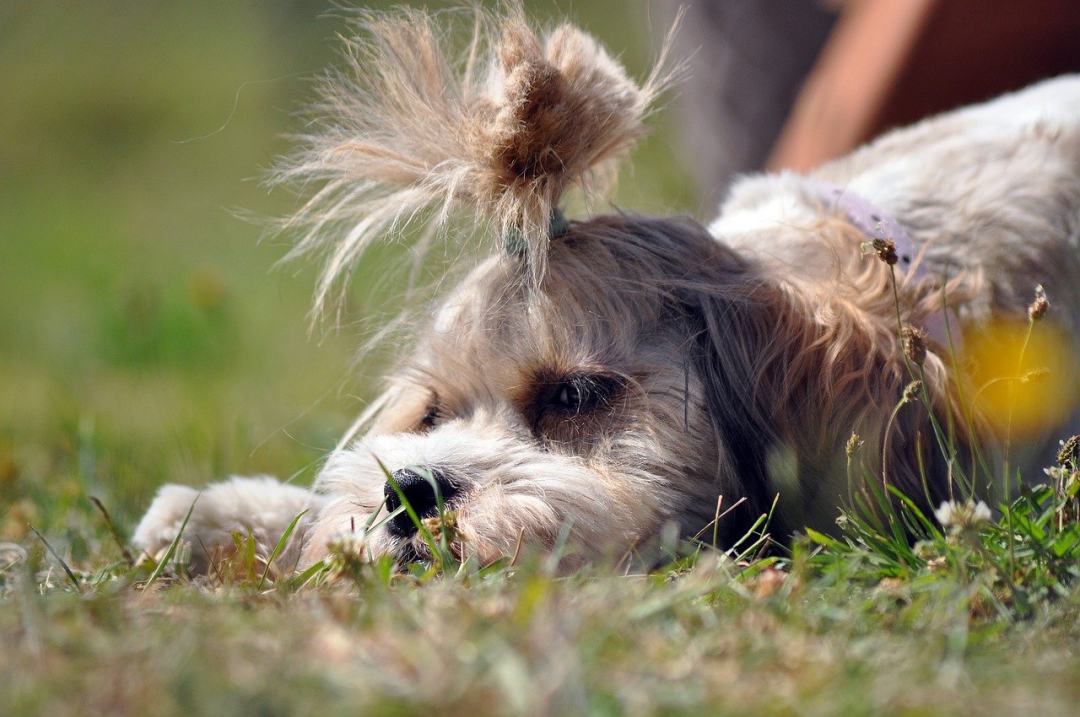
805 528 841 549
287 557 329 591
143 493 199 592
259 509 309 590
29 525 81 593
89 496 135 566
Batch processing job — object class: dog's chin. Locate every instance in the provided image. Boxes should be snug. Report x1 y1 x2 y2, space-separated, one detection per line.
376 515 503 571
391 538 429 570
322 522 438 571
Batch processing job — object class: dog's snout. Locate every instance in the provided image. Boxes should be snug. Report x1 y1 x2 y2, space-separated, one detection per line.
384 467 458 537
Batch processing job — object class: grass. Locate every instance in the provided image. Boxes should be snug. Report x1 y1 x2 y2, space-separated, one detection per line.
3 2 1080 715
2 475 1079 715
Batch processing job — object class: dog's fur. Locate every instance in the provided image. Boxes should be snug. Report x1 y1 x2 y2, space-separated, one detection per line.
133 7 1080 574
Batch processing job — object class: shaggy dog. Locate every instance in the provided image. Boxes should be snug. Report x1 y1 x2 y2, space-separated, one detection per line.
133 7 1080 574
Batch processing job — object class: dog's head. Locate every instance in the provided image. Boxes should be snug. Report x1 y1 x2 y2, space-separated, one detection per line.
283 7 938 567
312 212 796 566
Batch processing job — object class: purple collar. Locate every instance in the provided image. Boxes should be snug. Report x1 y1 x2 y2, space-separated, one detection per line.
803 178 924 277
803 178 960 352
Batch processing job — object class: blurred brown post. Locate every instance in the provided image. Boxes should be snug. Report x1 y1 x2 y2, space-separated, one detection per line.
769 0 1080 172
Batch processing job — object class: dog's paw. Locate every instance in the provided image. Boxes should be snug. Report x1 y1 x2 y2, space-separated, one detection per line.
132 476 321 575
131 483 203 564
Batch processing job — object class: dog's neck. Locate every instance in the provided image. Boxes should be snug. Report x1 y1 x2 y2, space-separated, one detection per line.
710 171 969 352
798 177 961 349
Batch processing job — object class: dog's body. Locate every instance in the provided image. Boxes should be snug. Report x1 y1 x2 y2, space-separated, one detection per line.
133 10 1080 575
718 76 1080 325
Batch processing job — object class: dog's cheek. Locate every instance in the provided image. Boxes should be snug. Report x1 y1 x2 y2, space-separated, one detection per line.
617 391 736 539
455 489 561 550
313 445 390 504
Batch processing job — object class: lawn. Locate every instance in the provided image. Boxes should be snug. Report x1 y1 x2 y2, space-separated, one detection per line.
2 2 1078 715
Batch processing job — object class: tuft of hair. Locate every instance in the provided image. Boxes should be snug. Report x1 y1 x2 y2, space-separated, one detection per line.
271 4 679 319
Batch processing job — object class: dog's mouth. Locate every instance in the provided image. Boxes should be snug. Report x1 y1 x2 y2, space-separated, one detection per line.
393 540 427 570
390 528 463 571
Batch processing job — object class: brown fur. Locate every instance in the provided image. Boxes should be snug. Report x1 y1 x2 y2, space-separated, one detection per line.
277 6 980 563
272 4 678 317
133 7 1080 572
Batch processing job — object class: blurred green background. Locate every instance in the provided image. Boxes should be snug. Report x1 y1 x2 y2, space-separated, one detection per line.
0 1 695 546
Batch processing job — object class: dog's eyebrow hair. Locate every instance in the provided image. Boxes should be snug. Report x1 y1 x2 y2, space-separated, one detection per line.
395 367 451 406
517 365 622 392
516 368 629 416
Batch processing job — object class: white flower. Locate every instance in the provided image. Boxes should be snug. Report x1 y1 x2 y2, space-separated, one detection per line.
326 530 366 559
934 499 992 530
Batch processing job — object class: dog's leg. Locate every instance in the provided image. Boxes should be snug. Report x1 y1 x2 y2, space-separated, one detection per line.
131 476 324 576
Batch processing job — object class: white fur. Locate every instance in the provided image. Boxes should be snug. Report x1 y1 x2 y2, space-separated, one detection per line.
134 68 1080 575
714 76 1080 328
132 476 323 574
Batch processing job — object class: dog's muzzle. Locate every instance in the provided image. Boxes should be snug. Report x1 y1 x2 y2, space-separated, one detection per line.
384 467 458 537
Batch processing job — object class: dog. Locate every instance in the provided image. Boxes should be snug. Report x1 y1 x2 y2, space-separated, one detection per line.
132 7 1080 575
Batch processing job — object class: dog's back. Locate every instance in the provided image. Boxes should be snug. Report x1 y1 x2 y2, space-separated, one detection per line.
713 76 1080 491
717 75 1080 328
821 75 1080 325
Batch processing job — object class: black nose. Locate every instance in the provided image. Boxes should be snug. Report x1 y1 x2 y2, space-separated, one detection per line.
384 467 458 537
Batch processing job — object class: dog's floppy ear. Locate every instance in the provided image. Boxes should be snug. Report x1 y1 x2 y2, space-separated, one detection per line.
680 265 790 525
273 4 680 317
682 248 958 526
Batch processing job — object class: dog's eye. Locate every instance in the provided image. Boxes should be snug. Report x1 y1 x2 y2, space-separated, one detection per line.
543 374 621 416
529 373 626 445
418 405 440 431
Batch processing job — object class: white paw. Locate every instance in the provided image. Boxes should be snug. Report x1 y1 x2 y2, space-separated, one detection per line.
132 476 322 574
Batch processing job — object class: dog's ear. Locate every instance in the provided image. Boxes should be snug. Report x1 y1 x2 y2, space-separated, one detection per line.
680 269 792 527
273 5 681 318
682 253 957 528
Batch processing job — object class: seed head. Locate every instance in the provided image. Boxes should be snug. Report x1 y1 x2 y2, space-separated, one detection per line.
325 531 367 579
876 577 905 593
747 566 787 599
1028 284 1049 321
422 510 459 545
913 540 936 560
1058 435 1080 467
871 238 898 266
326 531 365 559
926 556 947 573
845 432 863 457
901 379 923 404
902 326 928 366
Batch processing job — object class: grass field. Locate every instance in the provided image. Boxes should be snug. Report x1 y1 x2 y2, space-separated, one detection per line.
2 2 1079 715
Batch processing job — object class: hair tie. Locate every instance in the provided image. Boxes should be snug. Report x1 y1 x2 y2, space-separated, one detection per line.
504 207 569 257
